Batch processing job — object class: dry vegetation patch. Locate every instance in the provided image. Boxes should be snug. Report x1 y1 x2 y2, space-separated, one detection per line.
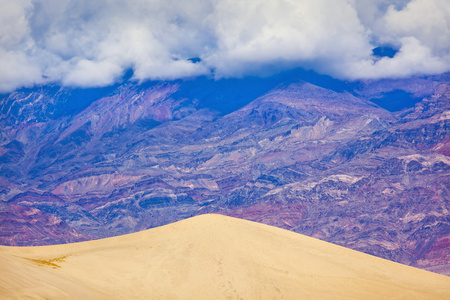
21 255 70 269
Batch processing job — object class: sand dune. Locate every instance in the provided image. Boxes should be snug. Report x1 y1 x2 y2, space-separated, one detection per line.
0 214 449 299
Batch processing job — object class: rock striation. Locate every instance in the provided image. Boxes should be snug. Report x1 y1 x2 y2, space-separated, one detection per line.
0 74 449 275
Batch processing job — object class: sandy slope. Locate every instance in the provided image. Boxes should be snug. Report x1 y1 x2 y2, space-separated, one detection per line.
0 214 449 299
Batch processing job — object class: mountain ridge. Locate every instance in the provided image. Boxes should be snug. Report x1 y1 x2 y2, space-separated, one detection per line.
0 73 449 275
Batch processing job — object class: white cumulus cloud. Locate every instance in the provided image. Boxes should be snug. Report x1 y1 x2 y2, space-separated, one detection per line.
0 0 449 92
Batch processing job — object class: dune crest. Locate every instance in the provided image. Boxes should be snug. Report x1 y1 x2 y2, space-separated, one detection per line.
1 214 449 299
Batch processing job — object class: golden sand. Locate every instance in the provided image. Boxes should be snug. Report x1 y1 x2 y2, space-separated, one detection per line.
1 214 449 299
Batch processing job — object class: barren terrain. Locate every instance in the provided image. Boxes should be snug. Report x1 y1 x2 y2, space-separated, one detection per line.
1 214 449 299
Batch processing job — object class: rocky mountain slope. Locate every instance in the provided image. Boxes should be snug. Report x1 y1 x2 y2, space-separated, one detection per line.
0 72 449 275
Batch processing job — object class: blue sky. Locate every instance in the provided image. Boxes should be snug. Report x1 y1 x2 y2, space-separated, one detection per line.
0 0 449 92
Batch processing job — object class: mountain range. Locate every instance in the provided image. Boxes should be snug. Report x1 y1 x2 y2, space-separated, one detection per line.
0 69 449 275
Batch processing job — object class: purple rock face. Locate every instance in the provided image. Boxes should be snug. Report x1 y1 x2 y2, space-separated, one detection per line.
1 75 449 275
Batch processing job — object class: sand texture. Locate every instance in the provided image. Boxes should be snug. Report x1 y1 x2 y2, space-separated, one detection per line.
1 214 449 299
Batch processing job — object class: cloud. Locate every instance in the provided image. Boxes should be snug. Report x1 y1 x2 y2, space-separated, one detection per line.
0 0 449 92
206 0 372 77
